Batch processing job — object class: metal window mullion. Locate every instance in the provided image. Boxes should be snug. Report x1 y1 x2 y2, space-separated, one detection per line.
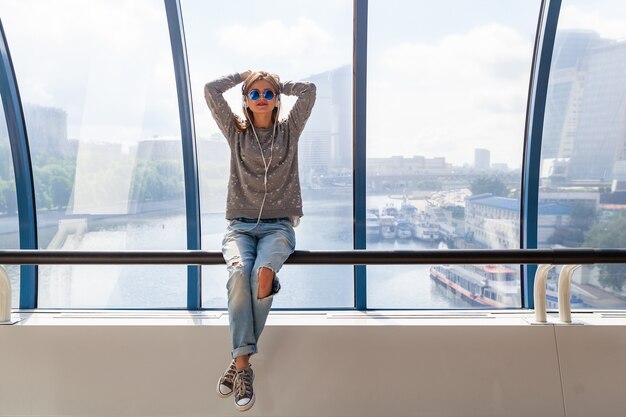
0 20 38 309
354 0 368 310
164 0 202 310
521 0 562 308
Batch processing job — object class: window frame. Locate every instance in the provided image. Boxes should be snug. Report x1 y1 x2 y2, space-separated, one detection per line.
0 0 560 310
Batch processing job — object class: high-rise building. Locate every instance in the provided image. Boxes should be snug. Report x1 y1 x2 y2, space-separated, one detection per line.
541 31 603 162
541 30 626 184
568 41 626 182
474 148 490 171
299 65 351 181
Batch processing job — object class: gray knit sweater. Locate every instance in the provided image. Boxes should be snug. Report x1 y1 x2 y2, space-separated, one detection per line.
204 73 316 220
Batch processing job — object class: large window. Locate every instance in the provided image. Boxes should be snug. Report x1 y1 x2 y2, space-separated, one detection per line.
366 0 541 308
3 1 626 311
539 0 626 309
181 0 354 308
1 0 187 308
0 97 19 307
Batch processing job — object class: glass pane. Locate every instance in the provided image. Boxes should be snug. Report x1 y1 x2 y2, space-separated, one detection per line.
539 0 626 309
1 0 186 308
182 0 354 308
366 0 540 308
0 96 20 308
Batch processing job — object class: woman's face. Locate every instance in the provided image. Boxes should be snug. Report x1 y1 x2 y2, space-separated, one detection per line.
245 79 278 115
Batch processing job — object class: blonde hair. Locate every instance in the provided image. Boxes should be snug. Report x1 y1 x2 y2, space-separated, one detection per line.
235 71 281 132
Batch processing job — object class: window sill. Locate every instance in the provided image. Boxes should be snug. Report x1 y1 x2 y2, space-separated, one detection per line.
8 309 622 327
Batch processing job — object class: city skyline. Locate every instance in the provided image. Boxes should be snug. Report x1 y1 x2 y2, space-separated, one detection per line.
1 0 625 170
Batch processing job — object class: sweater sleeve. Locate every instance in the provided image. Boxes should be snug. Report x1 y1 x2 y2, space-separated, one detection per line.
281 81 316 137
204 73 242 143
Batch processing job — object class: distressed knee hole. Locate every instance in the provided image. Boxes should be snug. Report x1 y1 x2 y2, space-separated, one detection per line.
257 266 276 299
258 266 275 276
227 259 245 272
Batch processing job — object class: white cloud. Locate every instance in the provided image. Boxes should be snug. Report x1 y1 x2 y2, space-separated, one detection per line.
1 0 163 57
368 23 532 168
1 2 542 169
217 18 346 76
0 0 178 142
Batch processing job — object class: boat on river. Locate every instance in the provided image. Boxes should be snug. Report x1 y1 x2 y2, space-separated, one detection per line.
430 264 521 307
380 216 396 239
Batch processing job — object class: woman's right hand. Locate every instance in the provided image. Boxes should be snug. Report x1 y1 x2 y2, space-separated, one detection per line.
239 70 252 82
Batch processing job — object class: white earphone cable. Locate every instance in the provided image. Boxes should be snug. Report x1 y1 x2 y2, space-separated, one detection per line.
238 97 279 231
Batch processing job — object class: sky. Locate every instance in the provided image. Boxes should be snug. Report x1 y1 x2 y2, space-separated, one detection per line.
1 0 625 169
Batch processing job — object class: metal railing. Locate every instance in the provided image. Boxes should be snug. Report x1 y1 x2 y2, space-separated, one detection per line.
1 248 625 322
0 248 625 265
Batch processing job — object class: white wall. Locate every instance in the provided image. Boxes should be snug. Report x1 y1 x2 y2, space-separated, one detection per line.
1 311 625 417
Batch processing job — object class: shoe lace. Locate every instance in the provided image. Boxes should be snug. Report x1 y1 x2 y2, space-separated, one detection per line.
236 369 253 399
224 361 237 383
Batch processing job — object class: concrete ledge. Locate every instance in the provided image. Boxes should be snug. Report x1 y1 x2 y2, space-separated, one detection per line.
0 310 575 417
1 311 626 417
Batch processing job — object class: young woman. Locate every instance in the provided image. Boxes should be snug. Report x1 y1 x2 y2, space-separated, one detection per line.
204 70 316 412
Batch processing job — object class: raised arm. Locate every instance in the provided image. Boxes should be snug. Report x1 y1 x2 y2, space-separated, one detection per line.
281 81 317 136
204 72 250 141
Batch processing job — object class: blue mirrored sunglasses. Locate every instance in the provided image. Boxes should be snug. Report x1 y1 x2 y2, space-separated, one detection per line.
248 89 275 101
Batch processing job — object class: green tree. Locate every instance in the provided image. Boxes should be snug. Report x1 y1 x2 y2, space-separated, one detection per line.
547 203 597 247
32 157 76 210
570 203 597 231
34 178 52 210
0 180 9 214
470 176 508 197
130 159 184 203
49 175 72 208
584 212 626 291
0 142 11 181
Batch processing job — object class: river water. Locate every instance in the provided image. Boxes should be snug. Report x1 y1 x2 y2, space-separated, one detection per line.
2 194 472 309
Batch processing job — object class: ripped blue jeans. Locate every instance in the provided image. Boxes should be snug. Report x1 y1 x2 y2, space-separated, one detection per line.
222 218 296 359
